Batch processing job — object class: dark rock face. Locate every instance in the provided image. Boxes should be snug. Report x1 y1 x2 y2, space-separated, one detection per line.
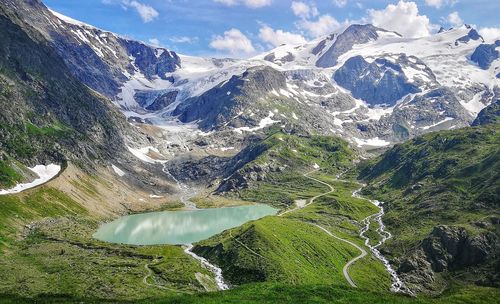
333 54 427 106
311 34 334 55
455 29 484 45
472 99 500 126
174 66 286 130
3 0 181 98
0 7 138 166
135 91 178 111
121 40 180 80
316 24 395 68
398 225 499 293
471 40 500 69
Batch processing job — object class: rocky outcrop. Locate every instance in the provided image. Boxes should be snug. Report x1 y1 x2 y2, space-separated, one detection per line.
134 91 178 112
471 40 500 69
316 24 396 68
472 99 500 126
397 225 499 293
455 29 484 45
333 54 436 106
121 40 180 80
174 66 287 130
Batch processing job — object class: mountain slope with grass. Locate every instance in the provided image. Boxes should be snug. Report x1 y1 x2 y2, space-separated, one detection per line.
359 124 500 294
216 132 356 198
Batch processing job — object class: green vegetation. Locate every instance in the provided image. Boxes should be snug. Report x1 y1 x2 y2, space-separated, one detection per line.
195 216 359 286
2 282 498 303
250 132 355 173
196 168 391 292
359 124 500 291
0 185 212 300
359 125 499 250
0 159 24 188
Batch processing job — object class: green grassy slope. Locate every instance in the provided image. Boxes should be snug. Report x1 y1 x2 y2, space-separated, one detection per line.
222 132 356 208
0 182 213 300
358 124 500 292
2 282 498 303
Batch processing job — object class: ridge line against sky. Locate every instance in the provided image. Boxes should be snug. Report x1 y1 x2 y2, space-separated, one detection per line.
43 0 500 58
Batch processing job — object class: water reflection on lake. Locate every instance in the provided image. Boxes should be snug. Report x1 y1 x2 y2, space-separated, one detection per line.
93 204 277 245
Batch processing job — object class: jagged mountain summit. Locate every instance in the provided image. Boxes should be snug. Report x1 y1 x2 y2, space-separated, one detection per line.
7 0 500 151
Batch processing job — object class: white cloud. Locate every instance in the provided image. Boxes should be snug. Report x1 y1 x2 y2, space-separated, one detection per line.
148 38 161 46
169 36 199 44
214 0 272 8
424 0 457 8
297 14 346 38
210 28 255 55
479 27 500 43
259 24 307 47
333 0 347 7
291 1 318 19
122 0 158 23
369 1 434 38
447 11 463 27
424 0 442 8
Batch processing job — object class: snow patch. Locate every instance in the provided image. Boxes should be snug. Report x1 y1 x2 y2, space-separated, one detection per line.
233 111 280 134
353 137 391 148
0 164 61 195
420 117 454 130
127 146 166 164
111 165 126 177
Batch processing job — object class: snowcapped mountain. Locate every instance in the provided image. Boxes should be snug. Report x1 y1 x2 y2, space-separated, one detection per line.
9 0 499 150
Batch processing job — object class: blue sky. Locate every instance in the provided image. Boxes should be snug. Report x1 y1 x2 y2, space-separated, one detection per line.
43 0 500 57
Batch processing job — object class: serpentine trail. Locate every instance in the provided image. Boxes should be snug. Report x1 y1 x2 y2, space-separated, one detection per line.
280 169 366 288
285 168 410 293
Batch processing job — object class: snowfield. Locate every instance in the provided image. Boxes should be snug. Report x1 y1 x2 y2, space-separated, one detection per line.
0 164 61 195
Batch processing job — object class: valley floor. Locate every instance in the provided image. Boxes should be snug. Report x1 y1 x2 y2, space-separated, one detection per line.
0 162 498 303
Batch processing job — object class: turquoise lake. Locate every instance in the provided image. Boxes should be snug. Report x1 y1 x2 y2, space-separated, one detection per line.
93 204 278 245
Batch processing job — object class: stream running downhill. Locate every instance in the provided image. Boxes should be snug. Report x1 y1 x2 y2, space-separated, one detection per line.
353 186 413 295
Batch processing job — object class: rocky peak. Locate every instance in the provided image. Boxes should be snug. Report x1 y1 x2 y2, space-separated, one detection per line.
316 24 396 68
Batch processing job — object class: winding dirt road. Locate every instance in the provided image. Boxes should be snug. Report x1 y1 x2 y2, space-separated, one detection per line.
279 168 367 288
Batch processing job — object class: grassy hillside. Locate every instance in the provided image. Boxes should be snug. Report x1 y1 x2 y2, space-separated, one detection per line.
0 169 212 300
359 124 500 293
2 280 498 303
195 166 391 291
219 132 356 207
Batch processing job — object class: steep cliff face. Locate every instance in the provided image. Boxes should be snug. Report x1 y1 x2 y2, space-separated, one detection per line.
0 5 138 167
2 0 180 100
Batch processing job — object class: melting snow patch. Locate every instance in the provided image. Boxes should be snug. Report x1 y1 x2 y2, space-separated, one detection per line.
127 146 166 164
149 194 163 198
459 93 487 116
112 165 125 177
353 137 391 148
292 112 298 120
220 147 235 151
313 163 320 169
420 117 454 130
0 164 61 195
233 111 280 134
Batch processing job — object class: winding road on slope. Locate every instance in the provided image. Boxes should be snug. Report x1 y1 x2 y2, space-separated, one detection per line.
279 169 367 288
